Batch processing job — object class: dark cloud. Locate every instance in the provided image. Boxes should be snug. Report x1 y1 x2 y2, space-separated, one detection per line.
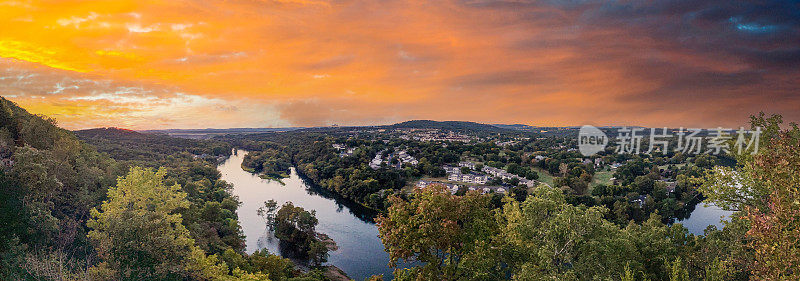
450 70 548 88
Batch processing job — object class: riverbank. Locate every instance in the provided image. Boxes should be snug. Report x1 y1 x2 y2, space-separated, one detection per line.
323 265 352 281
291 262 352 281
293 166 382 220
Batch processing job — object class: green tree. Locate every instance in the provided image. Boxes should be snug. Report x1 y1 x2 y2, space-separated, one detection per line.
269 201 332 266
495 186 643 280
703 258 732 281
87 167 226 280
273 202 317 245
668 257 689 281
257 200 279 230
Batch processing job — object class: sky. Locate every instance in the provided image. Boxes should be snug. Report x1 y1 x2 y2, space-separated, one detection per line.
0 0 798 130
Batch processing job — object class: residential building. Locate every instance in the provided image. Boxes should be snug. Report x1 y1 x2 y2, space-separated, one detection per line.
458 161 476 169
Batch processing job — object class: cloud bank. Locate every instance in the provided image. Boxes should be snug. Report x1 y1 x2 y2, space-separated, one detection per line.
0 0 798 129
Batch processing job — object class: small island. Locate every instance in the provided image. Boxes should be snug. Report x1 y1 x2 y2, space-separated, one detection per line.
258 200 346 280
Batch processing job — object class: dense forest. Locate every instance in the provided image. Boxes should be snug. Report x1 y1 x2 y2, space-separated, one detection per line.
0 97 337 281
241 148 292 180
224 133 410 211
75 127 232 163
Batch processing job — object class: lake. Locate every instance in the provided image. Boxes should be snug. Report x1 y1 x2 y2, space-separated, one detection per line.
218 150 398 280
677 202 735 236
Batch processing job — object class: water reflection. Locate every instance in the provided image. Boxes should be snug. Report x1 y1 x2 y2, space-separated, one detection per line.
218 150 398 280
677 202 735 236
294 170 380 223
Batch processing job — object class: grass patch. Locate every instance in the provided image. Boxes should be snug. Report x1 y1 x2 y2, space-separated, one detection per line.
533 168 554 187
592 170 614 187
658 163 687 170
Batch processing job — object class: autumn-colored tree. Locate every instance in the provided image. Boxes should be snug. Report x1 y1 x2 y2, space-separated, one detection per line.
742 128 800 280
701 113 800 280
376 184 496 280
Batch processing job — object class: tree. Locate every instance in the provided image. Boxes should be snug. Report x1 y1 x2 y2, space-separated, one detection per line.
739 127 800 280
495 186 642 280
700 113 800 280
525 170 539 180
377 181 703 280
0 99 19 143
222 249 294 281
273 202 318 245
19 114 59 150
559 162 569 176
306 240 330 267
267 201 332 266
668 257 690 281
257 200 279 230
703 258 733 281
376 184 496 280
87 167 225 280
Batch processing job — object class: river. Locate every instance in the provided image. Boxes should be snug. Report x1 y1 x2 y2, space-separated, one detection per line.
218 150 397 280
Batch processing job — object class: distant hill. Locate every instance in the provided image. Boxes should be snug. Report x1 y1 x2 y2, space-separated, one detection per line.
75 127 231 161
492 124 539 131
388 120 510 133
77 127 145 140
143 127 302 139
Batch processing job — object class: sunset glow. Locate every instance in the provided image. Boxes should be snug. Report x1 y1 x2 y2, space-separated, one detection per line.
1 0 798 129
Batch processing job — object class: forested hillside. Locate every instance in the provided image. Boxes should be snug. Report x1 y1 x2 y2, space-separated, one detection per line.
75 127 232 162
0 97 336 281
0 97 123 279
75 127 244 256
388 120 509 133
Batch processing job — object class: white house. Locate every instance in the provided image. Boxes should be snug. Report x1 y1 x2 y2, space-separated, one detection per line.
448 173 461 181
444 166 459 173
473 175 488 184
458 161 476 169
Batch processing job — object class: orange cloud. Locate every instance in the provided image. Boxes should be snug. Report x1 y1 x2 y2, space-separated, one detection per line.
0 0 798 129
0 40 91 72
